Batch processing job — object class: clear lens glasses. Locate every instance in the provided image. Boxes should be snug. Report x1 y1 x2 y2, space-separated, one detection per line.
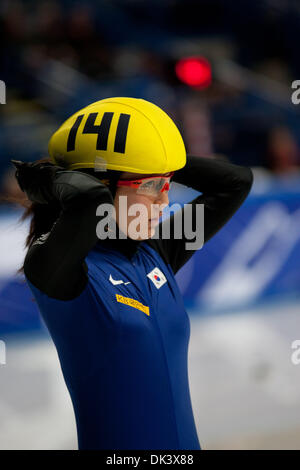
117 173 173 197
136 177 171 196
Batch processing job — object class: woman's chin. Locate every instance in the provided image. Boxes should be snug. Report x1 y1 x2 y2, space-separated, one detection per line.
126 227 154 241
149 227 156 238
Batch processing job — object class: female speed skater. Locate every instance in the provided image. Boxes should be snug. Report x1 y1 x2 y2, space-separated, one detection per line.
12 97 253 450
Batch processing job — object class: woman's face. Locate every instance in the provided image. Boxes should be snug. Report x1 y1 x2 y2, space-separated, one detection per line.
113 172 170 240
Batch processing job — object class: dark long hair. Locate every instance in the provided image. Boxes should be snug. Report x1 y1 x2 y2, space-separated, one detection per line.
1 157 63 274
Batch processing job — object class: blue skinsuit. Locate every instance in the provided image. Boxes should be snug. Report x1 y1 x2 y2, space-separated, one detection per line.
24 155 253 449
27 240 200 450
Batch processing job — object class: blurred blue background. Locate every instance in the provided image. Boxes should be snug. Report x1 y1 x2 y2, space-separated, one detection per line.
1 0 300 450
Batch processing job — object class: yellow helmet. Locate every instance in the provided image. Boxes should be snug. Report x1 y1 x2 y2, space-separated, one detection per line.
48 97 186 174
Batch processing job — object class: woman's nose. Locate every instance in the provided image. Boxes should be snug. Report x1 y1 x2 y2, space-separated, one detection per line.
155 190 169 205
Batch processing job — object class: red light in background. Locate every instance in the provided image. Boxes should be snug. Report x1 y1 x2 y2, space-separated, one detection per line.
175 56 212 88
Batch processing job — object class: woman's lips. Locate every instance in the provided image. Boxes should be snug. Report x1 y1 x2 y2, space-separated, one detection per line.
149 218 159 226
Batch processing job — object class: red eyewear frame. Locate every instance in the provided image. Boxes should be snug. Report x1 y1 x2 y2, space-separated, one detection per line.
117 172 174 193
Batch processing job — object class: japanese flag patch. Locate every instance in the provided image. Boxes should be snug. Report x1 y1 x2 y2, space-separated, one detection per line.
147 267 167 289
